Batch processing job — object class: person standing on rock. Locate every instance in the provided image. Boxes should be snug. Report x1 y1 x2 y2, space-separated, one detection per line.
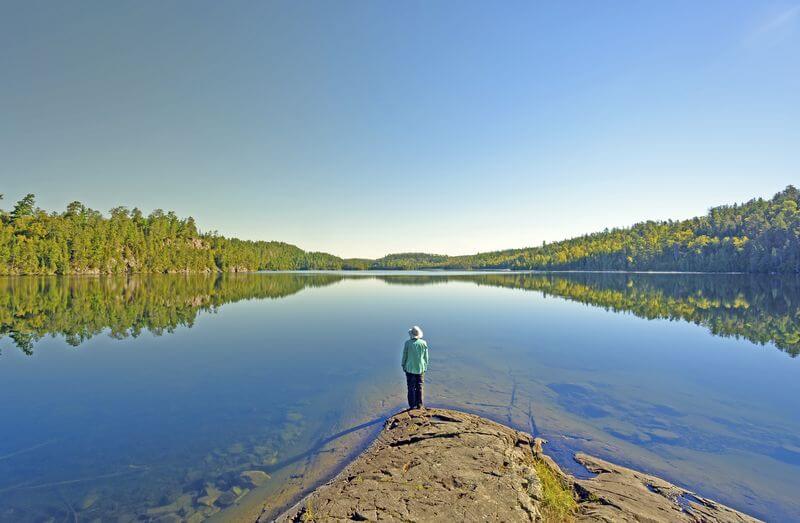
402 326 429 409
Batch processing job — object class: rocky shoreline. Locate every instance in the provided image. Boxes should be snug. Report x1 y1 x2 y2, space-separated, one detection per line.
263 408 760 522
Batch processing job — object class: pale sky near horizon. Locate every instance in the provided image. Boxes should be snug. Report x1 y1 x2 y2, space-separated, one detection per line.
1 1 798 258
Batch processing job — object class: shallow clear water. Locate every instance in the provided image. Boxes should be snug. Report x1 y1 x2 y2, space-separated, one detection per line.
1 272 798 521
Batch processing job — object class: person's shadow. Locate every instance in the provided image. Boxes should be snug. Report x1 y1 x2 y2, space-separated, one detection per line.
265 416 387 474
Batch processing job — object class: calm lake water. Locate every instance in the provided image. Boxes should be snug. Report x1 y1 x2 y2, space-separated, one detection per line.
1 272 799 521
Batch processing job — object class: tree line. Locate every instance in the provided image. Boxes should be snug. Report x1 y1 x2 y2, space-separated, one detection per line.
371 186 800 273
0 194 357 274
1 186 798 274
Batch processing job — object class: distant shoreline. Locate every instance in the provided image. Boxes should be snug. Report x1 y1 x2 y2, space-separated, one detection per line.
3 187 798 275
4 268 795 277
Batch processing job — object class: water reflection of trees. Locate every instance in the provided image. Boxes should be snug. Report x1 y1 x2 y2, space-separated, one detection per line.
0 274 343 354
461 273 800 357
2 272 798 357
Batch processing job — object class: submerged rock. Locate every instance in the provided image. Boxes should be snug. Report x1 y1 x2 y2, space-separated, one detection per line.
145 493 192 518
197 485 221 507
146 503 177 516
227 442 245 455
267 408 761 523
217 486 250 507
196 495 216 508
216 490 239 507
79 491 100 510
240 470 271 487
286 411 303 422
183 468 204 483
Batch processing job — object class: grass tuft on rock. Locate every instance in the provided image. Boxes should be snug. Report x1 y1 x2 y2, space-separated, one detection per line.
301 499 315 522
533 457 578 522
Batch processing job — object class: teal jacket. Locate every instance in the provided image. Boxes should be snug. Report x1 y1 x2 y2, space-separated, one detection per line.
402 338 429 375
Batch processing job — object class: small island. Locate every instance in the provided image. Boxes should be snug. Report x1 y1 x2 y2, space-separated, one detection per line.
266 408 759 522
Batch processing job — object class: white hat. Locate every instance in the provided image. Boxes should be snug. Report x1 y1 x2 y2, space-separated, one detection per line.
409 326 423 339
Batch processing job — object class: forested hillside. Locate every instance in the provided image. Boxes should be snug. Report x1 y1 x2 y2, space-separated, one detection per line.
0 195 349 274
1 187 798 274
371 186 800 273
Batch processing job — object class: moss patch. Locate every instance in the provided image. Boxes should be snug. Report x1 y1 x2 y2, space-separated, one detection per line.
533 457 578 522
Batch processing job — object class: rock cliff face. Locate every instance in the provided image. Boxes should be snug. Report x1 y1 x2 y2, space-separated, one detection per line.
265 408 760 523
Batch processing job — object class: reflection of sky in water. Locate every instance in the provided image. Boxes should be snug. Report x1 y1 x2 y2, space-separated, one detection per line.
1 274 799 521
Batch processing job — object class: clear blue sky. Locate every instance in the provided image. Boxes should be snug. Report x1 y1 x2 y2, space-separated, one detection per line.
1 1 798 258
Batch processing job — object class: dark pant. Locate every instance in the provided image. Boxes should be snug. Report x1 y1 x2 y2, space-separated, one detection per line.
405 372 424 409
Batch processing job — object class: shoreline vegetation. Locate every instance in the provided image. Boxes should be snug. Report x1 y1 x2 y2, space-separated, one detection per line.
0 186 799 275
265 408 759 522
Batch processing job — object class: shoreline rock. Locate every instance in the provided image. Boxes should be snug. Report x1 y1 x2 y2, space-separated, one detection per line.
572 453 759 522
263 408 760 522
